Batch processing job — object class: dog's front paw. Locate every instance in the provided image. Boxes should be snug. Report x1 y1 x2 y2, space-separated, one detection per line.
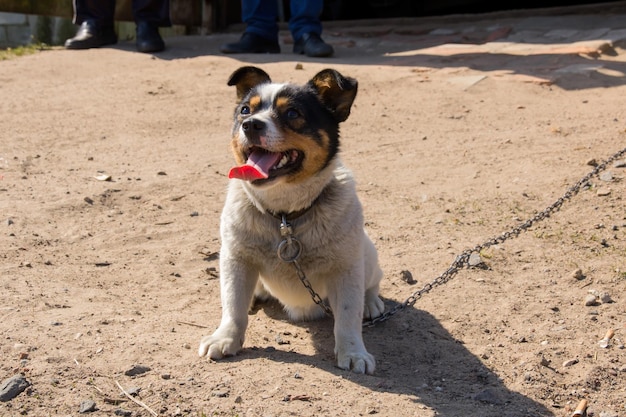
198 329 243 360
336 348 376 375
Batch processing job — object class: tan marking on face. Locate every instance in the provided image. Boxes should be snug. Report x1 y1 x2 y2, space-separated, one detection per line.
248 95 262 113
283 129 331 184
231 135 247 165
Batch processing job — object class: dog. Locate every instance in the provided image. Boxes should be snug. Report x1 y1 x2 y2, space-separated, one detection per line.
198 66 385 374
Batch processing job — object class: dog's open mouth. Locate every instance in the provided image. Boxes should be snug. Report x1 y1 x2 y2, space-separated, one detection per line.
228 147 303 182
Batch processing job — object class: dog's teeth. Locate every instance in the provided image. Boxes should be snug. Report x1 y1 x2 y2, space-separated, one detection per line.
275 154 289 169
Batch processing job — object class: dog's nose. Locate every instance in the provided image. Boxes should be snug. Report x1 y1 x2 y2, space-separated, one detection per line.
242 118 265 133
241 118 266 144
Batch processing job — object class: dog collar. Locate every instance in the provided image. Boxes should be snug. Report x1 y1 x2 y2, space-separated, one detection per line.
267 204 314 222
264 182 331 222
265 193 322 222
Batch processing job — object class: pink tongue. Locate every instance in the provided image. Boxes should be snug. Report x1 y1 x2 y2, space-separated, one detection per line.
228 150 282 181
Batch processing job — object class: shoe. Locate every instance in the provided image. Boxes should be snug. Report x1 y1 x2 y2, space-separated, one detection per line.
293 32 333 58
65 20 117 50
136 21 165 53
220 32 280 54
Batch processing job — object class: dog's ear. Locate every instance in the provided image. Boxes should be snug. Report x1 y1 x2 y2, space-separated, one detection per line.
228 66 272 101
308 69 358 123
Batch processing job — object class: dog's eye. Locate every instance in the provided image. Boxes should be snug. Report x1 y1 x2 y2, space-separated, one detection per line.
240 105 250 115
286 108 300 119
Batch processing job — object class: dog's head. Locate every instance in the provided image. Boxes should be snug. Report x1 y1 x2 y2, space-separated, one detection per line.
226 66 358 187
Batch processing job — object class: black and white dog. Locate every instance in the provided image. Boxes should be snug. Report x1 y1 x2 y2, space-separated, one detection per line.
198 66 384 374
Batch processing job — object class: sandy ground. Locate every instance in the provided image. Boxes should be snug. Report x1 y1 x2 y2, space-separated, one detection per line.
1 7 626 417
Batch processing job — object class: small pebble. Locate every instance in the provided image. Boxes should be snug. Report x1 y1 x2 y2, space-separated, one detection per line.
596 187 611 196
599 171 614 182
584 294 598 306
563 358 579 367
468 252 484 267
599 292 613 304
275 334 289 345
114 409 132 417
211 389 229 398
79 400 97 413
0 374 30 402
124 364 151 377
94 173 111 181
400 270 416 284
571 268 585 280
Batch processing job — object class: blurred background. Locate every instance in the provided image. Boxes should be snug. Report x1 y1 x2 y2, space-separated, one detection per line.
0 0 622 48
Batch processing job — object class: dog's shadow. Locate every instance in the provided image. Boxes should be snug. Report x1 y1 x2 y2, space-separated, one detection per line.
229 297 553 417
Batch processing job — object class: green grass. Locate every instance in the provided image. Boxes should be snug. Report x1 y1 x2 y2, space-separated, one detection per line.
0 43 52 60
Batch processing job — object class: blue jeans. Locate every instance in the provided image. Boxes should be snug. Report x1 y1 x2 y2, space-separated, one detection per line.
242 0 323 42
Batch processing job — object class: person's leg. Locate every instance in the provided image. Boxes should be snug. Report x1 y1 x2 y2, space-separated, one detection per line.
72 0 116 26
220 0 280 54
132 0 171 26
132 0 170 53
288 0 323 42
242 0 279 40
289 0 333 57
66 0 117 49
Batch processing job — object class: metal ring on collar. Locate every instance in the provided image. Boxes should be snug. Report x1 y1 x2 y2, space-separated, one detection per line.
277 238 302 262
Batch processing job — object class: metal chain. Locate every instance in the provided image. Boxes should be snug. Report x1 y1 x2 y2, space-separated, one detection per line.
277 146 626 327
277 215 334 316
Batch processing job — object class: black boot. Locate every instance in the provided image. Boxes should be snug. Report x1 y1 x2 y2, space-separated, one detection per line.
220 32 280 54
293 32 333 58
136 21 165 53
65 20 117 49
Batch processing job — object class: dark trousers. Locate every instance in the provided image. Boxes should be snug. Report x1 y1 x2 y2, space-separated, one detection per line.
73 0 171 27
242 0 324 42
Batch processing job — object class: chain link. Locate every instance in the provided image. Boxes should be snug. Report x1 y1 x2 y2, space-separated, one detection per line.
277 147 626 327
278 215 334 316
291 258 334 316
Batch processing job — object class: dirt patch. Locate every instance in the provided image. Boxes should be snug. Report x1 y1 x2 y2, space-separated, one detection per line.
1 11 625 417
